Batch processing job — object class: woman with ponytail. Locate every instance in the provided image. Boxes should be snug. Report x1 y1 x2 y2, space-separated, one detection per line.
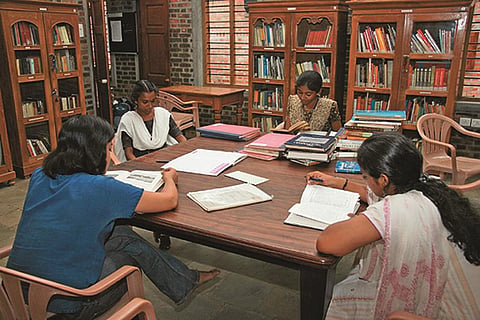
306 132 480 319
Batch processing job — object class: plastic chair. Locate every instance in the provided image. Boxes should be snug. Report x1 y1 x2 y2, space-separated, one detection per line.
416 113 480 187
156 90 200 133
0 244 155 320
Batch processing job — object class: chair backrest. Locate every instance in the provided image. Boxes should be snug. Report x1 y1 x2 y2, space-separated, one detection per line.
156 90 200 132
416 113 454 155
0 245 147 320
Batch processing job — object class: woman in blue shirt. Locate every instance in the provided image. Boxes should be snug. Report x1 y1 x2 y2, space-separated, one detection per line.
7 115 219 318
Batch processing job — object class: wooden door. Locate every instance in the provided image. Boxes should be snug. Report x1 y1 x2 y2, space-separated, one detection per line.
88 0 113 123
138 0 170 86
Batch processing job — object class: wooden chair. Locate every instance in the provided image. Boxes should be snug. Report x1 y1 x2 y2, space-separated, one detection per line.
156 90 200 133
0 244 155 320
416 113 480 187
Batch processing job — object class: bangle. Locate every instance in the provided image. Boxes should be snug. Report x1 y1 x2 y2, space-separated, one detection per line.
342 178 349 190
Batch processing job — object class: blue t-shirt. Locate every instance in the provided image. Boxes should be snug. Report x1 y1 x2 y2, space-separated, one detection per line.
7 168 143 298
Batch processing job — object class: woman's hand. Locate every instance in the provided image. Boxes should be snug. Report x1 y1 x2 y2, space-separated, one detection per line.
162 168 178 185
306 171 346 190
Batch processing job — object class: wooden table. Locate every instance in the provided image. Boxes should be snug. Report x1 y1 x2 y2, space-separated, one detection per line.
160 85 245 125
116 137 359 320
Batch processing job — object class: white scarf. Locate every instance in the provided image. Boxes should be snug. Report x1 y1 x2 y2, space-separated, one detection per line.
114 107 178 162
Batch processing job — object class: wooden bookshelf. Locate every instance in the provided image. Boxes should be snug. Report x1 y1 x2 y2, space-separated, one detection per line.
247 1 348 132
0 1 85 177
345 0 474 130
0 89 16 185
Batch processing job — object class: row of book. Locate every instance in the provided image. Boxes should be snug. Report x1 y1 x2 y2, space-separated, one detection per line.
16 56 42 76
355 59 393 88
358 25 396 53
410 28 454 54
60 95 79 111
404 97 445 123
407 64 449 90
55 50 77 73
304 27 332 48
253 21 285 47
341 110 405 142
12 22 40 46
26 137 50 157
53 24 74 45
353 94 391 112
252 116 283 133
295 58 330 82
252 87 283 111
22 100 45 118
253 55 284 80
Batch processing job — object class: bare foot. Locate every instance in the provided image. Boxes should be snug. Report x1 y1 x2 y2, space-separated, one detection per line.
198 269 221 285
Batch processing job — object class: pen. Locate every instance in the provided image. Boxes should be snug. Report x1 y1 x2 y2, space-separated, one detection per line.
305 176 324 183
156 160 170 163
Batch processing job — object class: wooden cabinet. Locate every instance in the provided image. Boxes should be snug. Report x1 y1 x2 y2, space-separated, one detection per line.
0 1 85 177
0 89 16 185
247 1 348 132
345 0 473 130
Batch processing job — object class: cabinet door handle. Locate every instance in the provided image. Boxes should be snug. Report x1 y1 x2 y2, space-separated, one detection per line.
49 54 57 71
402 55 410 73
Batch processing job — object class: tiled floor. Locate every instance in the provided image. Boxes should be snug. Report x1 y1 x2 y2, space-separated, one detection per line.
1 177 479 319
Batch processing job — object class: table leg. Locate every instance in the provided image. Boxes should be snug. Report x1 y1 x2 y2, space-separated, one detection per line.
236 101 243 125
213 100 222 123
300 266 336 320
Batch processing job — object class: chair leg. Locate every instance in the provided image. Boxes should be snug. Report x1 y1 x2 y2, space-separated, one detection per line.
153 231 171 250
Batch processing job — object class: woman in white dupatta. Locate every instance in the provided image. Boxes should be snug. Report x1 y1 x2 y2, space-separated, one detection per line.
306 132 480 320
115 79 187 163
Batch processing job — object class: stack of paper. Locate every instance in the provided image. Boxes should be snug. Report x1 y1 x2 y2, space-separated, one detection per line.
284 184 360 230
106 170 164 192
197 123 260 141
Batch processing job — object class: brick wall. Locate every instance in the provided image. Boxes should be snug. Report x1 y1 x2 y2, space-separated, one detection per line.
452 101 480 158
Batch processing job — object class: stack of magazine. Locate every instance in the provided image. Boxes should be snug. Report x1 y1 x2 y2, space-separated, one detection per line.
284 132 337 165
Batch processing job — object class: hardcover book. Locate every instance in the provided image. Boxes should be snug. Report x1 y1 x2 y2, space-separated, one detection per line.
284 133 336 152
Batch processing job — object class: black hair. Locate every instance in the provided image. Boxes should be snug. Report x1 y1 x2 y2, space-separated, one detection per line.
357 132 480 265
296 71 323 93
43 115 115 178
131 79 158 103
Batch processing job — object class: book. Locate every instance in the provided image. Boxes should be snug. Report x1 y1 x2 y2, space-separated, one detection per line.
286 148 334 162
161 149 247 176
284 133 336 153
335 161 361 174
284 184 360 230
353 110 407 121
187 183 273 212
271 120 309 134
197 123 260 141
245 132 296 152
106 170 164 192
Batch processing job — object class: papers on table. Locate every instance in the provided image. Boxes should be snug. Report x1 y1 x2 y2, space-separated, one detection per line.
106 170 164 192
285 184 360 230
187 183 273 212
162 149 247 176
224 171 269 185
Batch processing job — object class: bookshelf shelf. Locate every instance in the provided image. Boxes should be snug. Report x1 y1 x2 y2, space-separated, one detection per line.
0 1 85 177
345 0 474 128
247 1 348 132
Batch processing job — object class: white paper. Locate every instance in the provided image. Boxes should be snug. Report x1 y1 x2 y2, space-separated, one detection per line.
225 171 269 185
110 21 123 42
162 149 246 176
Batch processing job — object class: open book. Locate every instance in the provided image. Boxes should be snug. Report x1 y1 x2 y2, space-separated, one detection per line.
105 170 164 192
271 120 309 134
187 183 273 212
284 184 360 230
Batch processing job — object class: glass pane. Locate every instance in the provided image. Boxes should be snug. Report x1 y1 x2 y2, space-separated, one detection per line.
358 23 397 52
53 23 74 45
25 122 51 157
20 81 46 118
297 17 333 48
54 48 77 72
15 50 42 75
58 78 80 111
11 21 39 46
355 57 394 88
411 21 456 54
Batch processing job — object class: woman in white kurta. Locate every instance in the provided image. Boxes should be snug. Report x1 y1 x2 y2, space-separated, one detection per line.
307 132 480 320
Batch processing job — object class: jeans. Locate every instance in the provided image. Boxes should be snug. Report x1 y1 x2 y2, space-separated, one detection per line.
49 225 199 318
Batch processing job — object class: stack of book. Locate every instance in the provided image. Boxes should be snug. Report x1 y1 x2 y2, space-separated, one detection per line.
284 132 337 165
343 110 405 141
239 132 296 160
196 123 260 141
